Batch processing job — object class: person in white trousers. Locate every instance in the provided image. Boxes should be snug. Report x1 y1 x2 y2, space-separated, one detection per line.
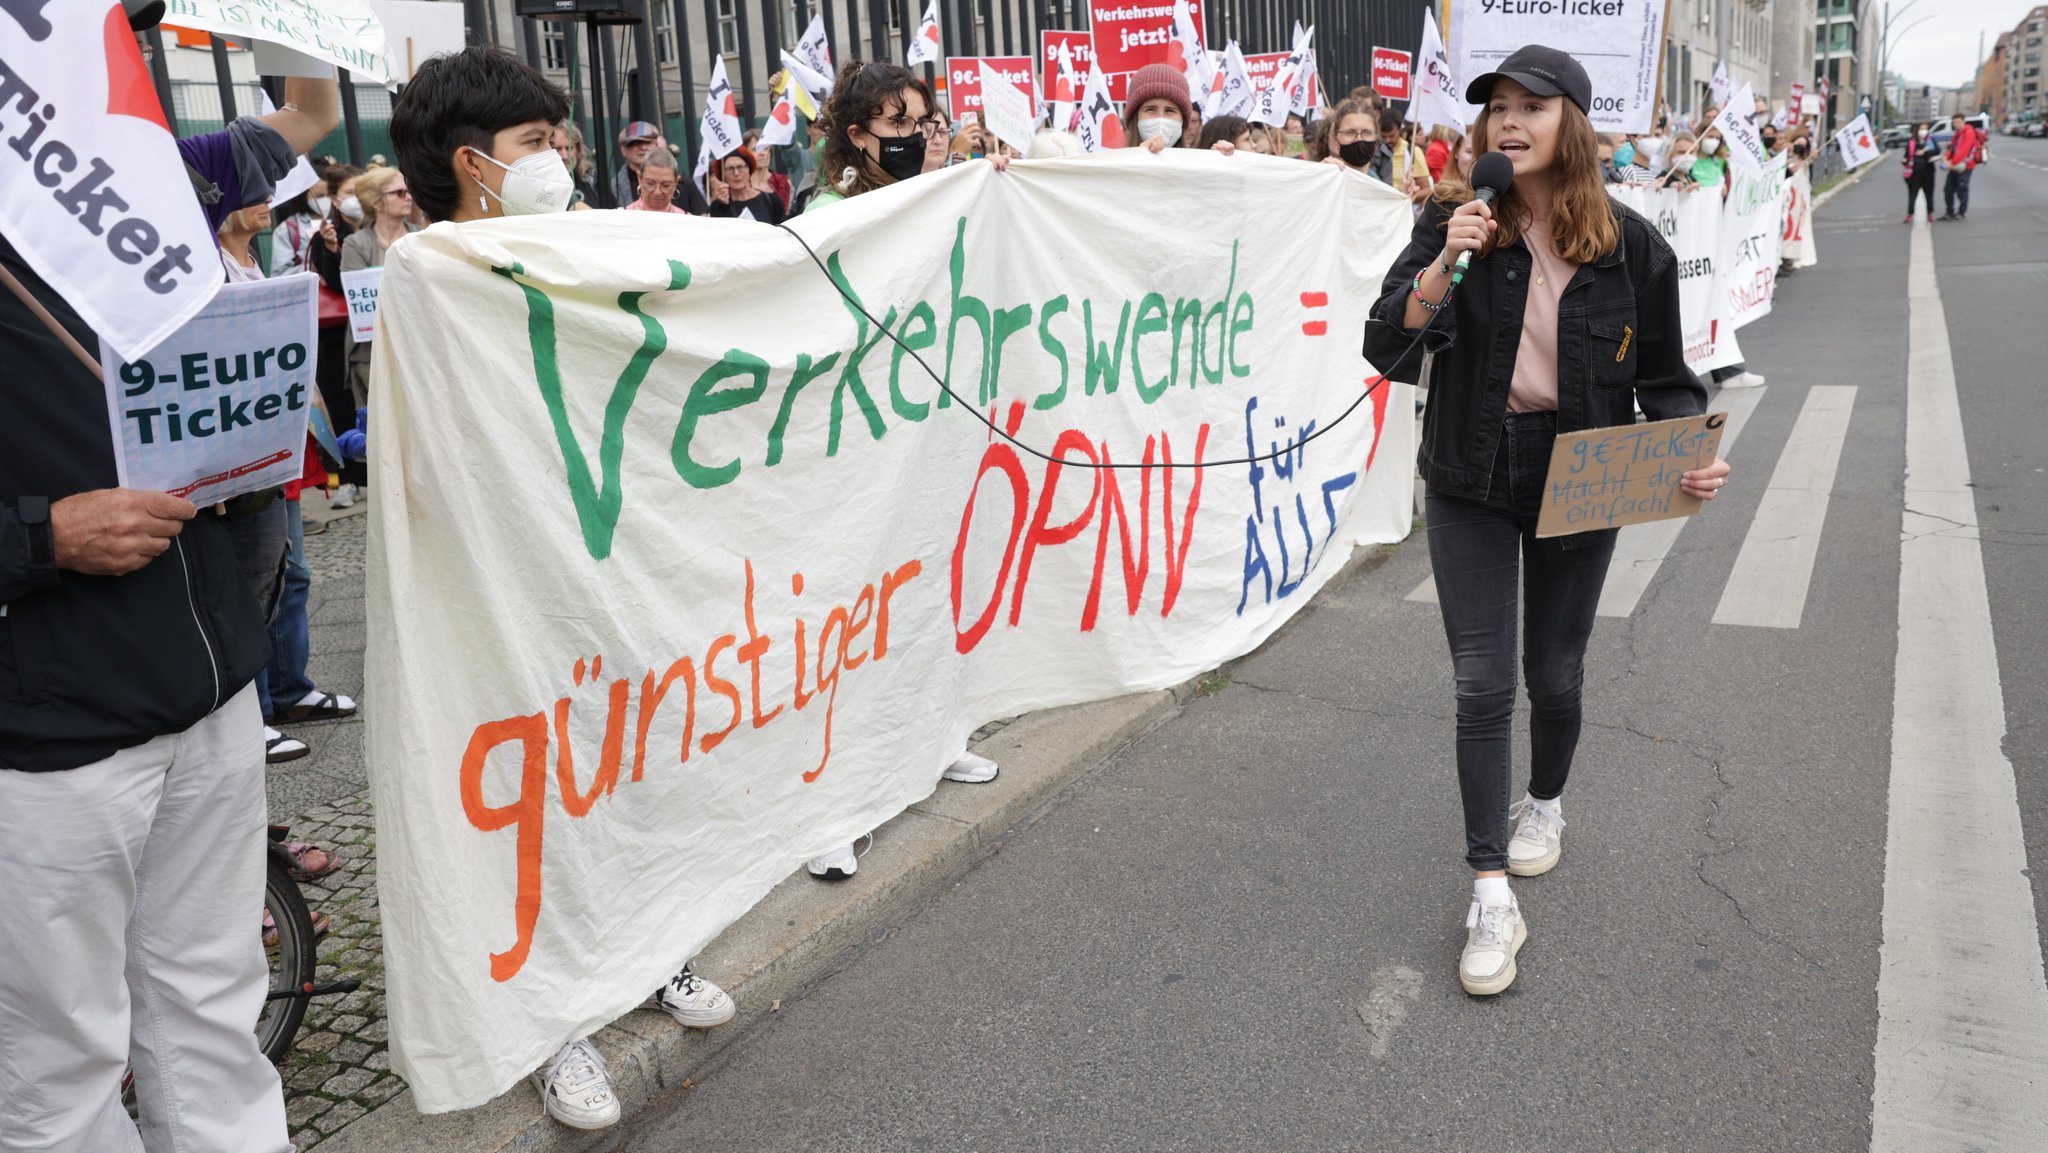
0 689 287 1152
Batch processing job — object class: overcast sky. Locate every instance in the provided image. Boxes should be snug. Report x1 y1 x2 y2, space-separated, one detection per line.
1880 0 2040 89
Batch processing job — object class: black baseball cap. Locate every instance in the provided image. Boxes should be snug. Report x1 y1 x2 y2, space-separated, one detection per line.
1464 44 1593 115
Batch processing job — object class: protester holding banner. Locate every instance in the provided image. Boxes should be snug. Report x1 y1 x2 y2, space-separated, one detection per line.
709 148 788 224
1322 98 1389 182
1199 114 1256 153
1654 132 1701 190
1361 46 1726 998
1123 63 1195 152
1691 127 1730 193
381 45 741 1130
814 60 944 203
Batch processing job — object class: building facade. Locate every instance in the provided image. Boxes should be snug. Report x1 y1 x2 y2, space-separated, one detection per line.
2000 5 2046 123
1812 0 1882 132
1663 0 1776 124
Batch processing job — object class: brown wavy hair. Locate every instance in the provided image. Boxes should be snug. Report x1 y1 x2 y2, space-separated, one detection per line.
1431 95 1618 265
820 60 937 199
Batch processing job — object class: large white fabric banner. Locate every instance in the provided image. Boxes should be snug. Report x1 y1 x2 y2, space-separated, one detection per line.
1608 182 1738 373
1721 153 1789 330
1780 164 1817 270
367 152 1417 1112
1448 0 1667 133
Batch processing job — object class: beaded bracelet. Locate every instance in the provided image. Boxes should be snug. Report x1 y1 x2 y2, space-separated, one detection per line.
1411 272 1448 312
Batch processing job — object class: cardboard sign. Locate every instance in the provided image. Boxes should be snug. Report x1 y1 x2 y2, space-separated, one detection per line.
977 59 1038 156
1089 0 1202 76
1536 414 1725 538
100 275 318 505
1788 81 1806 108
341 267 383 343
945 56 1037 120
1372 46 1412 100
1800 93 1824 116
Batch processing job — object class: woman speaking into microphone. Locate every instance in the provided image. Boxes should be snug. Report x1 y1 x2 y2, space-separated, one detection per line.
1362 46 1731 997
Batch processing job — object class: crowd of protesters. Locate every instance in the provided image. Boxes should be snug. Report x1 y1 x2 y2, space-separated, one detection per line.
1 9 1919 1141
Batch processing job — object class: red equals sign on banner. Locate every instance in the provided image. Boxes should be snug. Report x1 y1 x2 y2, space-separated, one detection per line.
1300 291 1328 336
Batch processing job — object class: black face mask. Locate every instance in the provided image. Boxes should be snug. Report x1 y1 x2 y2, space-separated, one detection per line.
873 134 926 182
1761 134 1778 150
1793 141 1810 158
1338 140 1376 168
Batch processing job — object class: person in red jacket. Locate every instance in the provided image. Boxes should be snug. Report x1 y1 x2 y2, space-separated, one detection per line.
1941 114 1985 221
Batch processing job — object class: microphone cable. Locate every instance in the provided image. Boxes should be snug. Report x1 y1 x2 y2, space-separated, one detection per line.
775 220 1458 472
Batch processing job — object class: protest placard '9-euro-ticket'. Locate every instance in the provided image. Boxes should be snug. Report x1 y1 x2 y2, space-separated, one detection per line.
99 274 319 505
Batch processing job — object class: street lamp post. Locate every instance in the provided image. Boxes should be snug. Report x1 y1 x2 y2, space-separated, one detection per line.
1878 13 1938 130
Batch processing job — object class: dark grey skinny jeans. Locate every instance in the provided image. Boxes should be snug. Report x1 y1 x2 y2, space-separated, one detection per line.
1425 412 1618 872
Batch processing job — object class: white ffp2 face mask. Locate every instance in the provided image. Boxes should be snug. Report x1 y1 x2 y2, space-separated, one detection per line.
1700 137 1722 155
469 148 575 216
308 195 331 218
1137 117 1183 148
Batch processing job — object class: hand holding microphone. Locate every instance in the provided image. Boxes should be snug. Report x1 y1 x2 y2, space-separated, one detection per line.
1438 199 1496 272
1442 152 1516 285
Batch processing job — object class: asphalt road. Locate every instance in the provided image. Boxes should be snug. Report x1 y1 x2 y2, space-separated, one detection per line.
628 143 2048 1153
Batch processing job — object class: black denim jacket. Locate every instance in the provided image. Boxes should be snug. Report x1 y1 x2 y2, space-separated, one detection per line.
1362 197 1707 501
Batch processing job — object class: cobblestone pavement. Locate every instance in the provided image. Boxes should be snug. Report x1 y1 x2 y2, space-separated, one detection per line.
276 793 397 1148
273 506 1013 1146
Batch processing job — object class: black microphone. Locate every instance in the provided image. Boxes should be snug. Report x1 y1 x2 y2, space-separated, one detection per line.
1451 151 1516 286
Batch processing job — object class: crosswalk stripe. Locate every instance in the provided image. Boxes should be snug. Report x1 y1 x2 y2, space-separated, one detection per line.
1709 385 1857 628
1596 385 1769 617
1870 221 2048 1152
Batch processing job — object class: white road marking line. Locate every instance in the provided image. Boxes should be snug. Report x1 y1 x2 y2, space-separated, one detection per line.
1870 222 2048 1151
1596 385 1769 617
1709 385 1857 628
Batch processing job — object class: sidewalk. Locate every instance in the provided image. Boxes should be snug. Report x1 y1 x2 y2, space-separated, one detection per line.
272 497 1322 1150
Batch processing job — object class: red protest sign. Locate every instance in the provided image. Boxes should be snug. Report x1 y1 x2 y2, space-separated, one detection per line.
1088 0 1202 77
945 56 1038 121
1242 51 1320 109
1040 30 1094 100
1371 46 1412 101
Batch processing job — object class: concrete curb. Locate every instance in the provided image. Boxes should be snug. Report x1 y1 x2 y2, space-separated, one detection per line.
315 543 1396 1152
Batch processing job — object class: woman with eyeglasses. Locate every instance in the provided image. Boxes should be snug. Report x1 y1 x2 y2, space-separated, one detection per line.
1321 98 1391 183
813 60 949 206
800 60 1006 881
338 166 420 413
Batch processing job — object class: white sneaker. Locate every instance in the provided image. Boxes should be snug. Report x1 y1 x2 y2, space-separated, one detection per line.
941 752 999 783
530 1038 618 1130
1721 371 1766 389
1460 897 1527 996
329 483 359 509
1505 797 1565 877
807 843 858 880
653 963 735 1028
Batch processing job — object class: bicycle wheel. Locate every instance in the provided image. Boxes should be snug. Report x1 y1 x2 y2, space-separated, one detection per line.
257 852 316 1062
